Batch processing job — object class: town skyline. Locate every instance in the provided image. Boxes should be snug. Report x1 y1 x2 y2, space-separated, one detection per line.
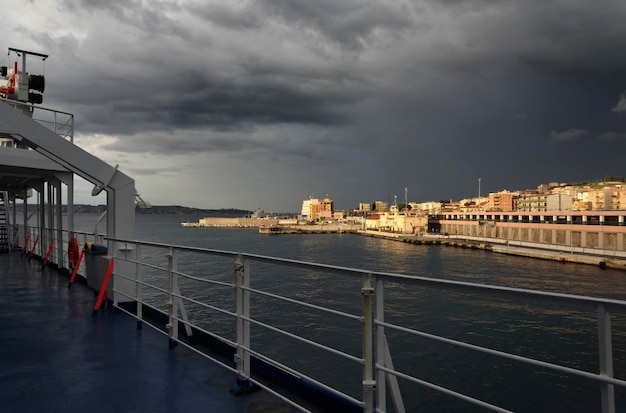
51 174 625 214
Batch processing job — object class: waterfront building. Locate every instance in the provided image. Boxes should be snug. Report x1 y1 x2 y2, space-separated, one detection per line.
434 210 626 254
378 212 428 235
300 197 335 221
518 193 548 212
365 214 380 230
358 202 371 212
572 199 592 211
409 201 443 215
366 211 429 234
546 193 573 211
300 198 319 220
322 197 333 214
374 201 389 212
488 190 518 212
586 188 626 211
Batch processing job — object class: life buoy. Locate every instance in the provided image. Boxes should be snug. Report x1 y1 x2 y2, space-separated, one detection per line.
68 237 79 269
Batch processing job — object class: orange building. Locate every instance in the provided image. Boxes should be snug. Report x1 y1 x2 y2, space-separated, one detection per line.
488 191 518 212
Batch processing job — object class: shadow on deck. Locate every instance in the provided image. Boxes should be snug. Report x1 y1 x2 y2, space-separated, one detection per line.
0 251 295 413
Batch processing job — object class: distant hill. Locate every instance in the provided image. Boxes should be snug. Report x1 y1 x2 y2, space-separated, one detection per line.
136 206 253 216
25 204 253 217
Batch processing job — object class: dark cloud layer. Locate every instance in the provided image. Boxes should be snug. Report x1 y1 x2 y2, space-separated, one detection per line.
5 0 626 209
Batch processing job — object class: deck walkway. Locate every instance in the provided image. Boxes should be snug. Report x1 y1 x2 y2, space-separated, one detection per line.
0 251 295 413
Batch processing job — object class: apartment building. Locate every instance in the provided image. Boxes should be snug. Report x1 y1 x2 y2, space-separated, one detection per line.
300 197 335 221
586 189 626 210
518 193 548 212
488 191 518 212
374 201 389 212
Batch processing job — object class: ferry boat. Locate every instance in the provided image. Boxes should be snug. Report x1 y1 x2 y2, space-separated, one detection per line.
2 47 626 413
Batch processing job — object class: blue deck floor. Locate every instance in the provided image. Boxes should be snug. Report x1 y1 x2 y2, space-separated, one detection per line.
0 251 296 412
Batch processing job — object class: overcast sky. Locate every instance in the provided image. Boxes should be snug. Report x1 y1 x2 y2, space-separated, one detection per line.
3 1 626 212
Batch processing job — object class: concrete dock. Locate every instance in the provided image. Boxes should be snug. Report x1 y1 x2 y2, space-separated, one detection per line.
357 230 626 271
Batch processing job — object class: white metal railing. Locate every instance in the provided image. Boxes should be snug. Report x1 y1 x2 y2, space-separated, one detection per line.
0 97 74 142
15 224 103 276
101 236 626 413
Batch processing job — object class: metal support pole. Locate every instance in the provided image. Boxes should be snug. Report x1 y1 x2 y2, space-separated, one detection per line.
37 186 44 257
112 240 119 308
135 243 143 330
362 274 375 413
54 179 63 267
231 255 254 394
22 196 27 249
375 276 405 413
598 303 615 413
167 247 178 349
67 177 74 237
376 276 387 412
46 182 53 255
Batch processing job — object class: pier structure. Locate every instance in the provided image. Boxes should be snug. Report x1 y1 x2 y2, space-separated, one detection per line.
423 210 626 270
181 217 279 228
433 211 626 252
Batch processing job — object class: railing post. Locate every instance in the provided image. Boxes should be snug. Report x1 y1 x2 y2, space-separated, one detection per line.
167 246 178 349
362 274 375 413
598 303 615 413
135 243 143 330
376 276 386 412
231 254 254 395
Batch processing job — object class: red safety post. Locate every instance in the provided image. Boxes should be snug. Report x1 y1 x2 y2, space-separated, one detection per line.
20 234 31 256
42 240 54 267
92 257 115 316
67 248 85 288
28 236 39 261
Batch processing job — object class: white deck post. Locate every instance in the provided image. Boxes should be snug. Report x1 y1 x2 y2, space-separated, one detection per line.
362 274 375 413
598 303 615 413
232 255 253 393
376 276 386 411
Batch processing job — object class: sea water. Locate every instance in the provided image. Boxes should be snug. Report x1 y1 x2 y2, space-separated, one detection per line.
75 213 626 412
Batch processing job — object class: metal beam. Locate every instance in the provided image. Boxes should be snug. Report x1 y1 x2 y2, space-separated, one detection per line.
0 100 136 302
0 101 135 241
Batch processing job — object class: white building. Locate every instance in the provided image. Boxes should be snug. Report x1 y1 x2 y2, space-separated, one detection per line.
300 198 319 220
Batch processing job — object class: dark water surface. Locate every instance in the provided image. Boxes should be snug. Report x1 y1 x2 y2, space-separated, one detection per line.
75 214 626 412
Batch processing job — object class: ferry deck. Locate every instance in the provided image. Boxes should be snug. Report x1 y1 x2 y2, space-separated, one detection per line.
0 251 295 412
2 47 626 413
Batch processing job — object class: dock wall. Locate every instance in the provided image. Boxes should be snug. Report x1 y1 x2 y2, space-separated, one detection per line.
438 219 626 253
181 217 280 227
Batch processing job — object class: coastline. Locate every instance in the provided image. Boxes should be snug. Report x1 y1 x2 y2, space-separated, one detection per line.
181 218 626 271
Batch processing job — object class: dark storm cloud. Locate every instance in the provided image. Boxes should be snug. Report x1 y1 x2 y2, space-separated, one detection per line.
60 0 181 34
255 0 414 48
85 70 355 134
50 1 378 137
597 132 626 142
613 94 626 113
550 128 589 143
8 0 626 209
51 1 626 139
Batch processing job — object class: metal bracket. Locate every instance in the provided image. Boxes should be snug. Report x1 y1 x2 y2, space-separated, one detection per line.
363 379 377 390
